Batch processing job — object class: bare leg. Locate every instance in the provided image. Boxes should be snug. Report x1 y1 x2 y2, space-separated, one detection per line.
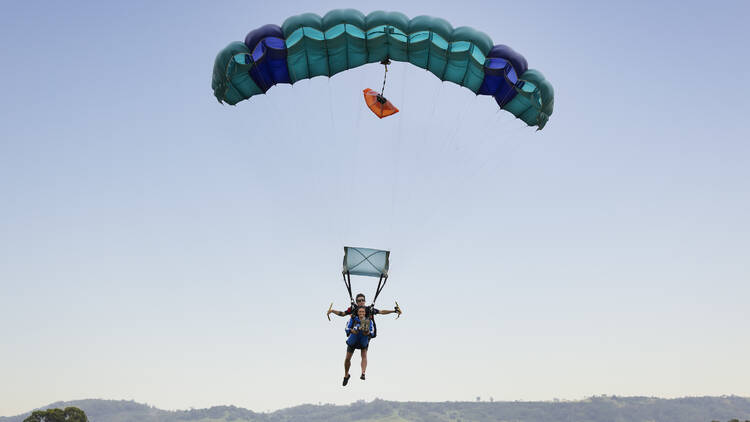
360 348 368 377
344 351 354 376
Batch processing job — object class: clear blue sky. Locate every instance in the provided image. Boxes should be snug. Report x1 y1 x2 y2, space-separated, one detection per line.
1 0 749 417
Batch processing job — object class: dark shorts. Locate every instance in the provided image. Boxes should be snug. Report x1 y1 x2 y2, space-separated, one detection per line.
347 344 368 353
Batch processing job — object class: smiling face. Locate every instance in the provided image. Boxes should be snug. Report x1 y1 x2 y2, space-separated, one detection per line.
357 307 366 319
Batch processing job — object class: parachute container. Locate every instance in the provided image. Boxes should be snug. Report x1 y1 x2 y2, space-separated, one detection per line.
363 88 399 119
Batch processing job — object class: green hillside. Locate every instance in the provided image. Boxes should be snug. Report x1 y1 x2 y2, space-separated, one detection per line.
3 396 749 422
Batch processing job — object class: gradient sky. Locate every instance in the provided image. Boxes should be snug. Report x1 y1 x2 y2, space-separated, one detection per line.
1 0 749 417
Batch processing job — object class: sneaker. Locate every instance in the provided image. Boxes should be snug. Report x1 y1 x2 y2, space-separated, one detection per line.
342 374 350 386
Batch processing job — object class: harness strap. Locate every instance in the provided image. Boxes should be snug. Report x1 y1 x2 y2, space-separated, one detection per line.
342 271 354 305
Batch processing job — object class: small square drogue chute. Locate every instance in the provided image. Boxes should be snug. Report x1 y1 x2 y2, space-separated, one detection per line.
342 246 390 307
343 246 390 278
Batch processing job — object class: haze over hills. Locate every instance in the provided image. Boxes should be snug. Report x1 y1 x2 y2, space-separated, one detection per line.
2 396 750 422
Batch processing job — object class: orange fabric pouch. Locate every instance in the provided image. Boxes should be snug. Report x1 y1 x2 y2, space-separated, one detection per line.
363 88 399 118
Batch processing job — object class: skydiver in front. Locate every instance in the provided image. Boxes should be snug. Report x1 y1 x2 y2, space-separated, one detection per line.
342 306 373 386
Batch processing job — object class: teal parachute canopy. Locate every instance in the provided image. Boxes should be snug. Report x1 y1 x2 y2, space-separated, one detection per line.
212 9 554 129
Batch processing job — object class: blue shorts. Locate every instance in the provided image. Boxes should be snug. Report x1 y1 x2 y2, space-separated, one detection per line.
346 334 370 352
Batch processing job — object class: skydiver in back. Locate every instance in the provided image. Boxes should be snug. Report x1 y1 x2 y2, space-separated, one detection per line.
328 293 401 319
342 306 373 386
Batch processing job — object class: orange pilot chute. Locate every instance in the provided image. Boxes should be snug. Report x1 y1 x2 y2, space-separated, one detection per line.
363 88 399 118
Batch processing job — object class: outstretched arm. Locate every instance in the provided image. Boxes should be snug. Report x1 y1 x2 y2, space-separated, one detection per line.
378 305 402 317
327 305 351 319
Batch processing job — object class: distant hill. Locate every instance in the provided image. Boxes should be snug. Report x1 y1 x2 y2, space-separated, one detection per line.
2 396 749 422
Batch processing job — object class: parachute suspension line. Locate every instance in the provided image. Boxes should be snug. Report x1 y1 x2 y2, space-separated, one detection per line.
372 274 389 306
377 58 391 116
421 81 444 149
441 92 474 152
389 63 408 241
470 109 510 169
343 271 354 305
380 58 390 97
370 273 388 340
355 64 366 128
328 77 336 131
452 96 494 171
379 25 393 96
429 81 444 123
458 109 527 186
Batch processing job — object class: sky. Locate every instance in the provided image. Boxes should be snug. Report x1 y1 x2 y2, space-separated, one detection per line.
1 0 749 417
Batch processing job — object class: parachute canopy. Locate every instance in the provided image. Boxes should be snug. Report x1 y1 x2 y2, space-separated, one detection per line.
342 246 391 306
343 246 390 278
212 9 554 129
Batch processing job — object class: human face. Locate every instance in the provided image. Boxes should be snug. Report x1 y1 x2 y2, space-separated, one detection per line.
356 296 366 305
357 307 366 318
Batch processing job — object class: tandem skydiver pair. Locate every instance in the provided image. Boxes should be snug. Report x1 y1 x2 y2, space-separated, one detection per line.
327 247 402 386
329 293 401 385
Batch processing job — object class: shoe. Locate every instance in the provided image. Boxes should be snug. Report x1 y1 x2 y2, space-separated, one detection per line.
343 374 350 386
360 373 366 380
